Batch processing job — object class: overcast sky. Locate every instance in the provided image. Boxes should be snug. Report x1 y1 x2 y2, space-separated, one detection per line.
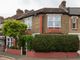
0 0 80 18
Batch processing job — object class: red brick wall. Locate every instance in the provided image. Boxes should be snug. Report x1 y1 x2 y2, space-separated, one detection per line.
6 49 21 55
39 15 42 33
27 51 79 58
47 28 62 33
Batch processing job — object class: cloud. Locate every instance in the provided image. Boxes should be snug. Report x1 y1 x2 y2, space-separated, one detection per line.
66 0 80 7
0 0 80 17
20 0 61 9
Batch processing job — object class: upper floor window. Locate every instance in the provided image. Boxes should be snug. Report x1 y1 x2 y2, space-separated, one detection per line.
71 16 78 30
24 17 32 29
47 14 61 28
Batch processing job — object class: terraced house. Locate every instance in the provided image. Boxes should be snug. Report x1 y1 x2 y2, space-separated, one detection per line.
3 0 80 50
5 0 80 35
13 0 80 35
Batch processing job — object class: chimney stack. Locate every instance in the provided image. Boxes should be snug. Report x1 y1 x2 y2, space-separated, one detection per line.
59 0 68 12
16 9 23 16
24 9 29 13
59 0 66 8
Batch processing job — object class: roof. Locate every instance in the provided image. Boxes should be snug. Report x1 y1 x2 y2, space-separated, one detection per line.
35 8 67 14
68 8 80 15
11 15 23 20
18 11 35 19
8 7 80 20
18 8 68 19
5 14 25 20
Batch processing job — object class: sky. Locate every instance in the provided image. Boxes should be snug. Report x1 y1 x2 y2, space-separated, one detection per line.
0 0 80 18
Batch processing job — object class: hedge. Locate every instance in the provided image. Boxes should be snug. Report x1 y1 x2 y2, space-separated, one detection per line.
30 34 79 52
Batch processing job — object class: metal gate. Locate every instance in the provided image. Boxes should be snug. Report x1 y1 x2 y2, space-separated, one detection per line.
0 40 4 51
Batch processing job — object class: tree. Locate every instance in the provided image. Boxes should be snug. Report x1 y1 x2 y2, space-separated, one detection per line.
2 19 27 47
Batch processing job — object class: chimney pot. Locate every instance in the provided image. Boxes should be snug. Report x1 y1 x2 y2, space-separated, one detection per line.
59 0 66 8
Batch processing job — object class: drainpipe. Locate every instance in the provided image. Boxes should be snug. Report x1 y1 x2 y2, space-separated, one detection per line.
78 35 80 50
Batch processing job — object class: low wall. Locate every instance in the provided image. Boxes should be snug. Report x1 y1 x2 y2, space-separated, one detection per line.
27 51 79 58
6 49 21 55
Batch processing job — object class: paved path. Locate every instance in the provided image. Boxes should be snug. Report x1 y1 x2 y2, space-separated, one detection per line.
0 55 80 60
17 56 80 60
0 50 80 60
0 55 15 60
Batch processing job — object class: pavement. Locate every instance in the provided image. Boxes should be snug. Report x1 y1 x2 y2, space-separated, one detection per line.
1 55 80 60
0 57 11 60
0 55 15 60
0 55 80 60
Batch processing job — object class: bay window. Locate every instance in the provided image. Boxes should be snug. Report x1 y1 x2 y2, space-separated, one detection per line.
47 14 61 28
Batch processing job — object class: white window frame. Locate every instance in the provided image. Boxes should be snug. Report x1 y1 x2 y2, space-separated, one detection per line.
24 17 32 29
6 36 13 48
47 14 61 28
71 16 78 29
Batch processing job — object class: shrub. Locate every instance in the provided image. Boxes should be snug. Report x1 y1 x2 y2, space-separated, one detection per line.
31 34 79 52
25 35 33 50
19 35 33 50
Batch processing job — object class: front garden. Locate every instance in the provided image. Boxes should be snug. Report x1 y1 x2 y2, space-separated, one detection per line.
2 18 80 58
27 34 79 58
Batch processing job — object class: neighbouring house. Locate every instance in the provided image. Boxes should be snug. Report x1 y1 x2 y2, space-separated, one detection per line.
15 0 80 35
0 16 5 51
0 16 4 28
6 9 24 20
4 9 25 48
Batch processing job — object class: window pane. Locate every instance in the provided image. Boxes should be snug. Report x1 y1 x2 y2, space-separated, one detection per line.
48 21 53 27
71 16 78 29
55 21 61 27
72 18 76 23
53 22 55 27
54 15 61 27
72 23 76 28
55 16 61 21
24 17 32 29
48 15 53 21
47 14 61 28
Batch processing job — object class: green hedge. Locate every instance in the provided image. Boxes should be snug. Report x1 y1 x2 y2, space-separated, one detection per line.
30 34 79 52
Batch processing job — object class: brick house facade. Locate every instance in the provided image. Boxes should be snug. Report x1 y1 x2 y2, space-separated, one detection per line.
16 0 80 35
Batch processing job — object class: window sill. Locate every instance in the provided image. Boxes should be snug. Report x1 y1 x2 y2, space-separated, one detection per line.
48 27 61 29
72 28 77 29
72 28 77 31
27 29 32 30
